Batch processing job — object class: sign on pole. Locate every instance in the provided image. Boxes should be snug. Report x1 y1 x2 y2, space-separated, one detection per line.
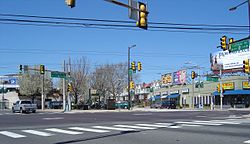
128 0 138 20
51 71 66 78
230 39 249 52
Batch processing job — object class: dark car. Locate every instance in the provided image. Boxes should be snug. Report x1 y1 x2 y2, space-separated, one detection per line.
48 101 63 109
150 101 176 109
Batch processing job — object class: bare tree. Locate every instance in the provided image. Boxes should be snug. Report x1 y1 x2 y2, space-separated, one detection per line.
69 57 90 104
90 63 127 102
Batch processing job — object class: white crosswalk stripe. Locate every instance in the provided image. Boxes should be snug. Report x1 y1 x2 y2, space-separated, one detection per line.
114 124 157 130
22 130 53 137
93 126 136 131
135 124 168 128
45 128 83 135
0 131 26 138
175 121 222 126
207 120 241 124
244 140 250 143
68 127 110 133
155 123 173 126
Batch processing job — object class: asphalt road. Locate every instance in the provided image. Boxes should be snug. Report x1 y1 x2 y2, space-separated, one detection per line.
0 110 249 144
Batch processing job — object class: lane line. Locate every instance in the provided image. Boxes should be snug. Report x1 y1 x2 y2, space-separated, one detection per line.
181 124 202 127
22 130 53 137
93 126 135 131
114 125 157 130
135 124 168 128
45 128 83 135
68 127 110 133
43 117 64 120
0 131 26 138
209 120 241 124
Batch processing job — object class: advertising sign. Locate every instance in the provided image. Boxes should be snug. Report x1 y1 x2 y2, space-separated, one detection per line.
218 82 235 90
242 81 250 89
210 48 250 71
161 73 172 85
173 70 186 85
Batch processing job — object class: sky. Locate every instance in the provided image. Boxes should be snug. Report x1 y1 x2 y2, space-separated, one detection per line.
0 0 248 83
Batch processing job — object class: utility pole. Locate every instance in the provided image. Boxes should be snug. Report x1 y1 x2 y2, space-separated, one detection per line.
192 78 194 109
41 74 45 110
63 60 66 112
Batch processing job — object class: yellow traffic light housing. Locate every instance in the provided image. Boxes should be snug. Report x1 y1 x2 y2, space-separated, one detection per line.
40 65 45 75
136 2 148 30
191 71 196 79
131 61 136 71
65 0 75 8
137 62 142 71
220 35 227 51
217 84 220 92
67 83 73 92
243 59 250 73
130 81 135 89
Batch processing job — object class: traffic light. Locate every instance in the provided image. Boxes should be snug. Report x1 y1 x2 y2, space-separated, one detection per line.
217 84 220 92
220 35 227 51
67 83 73 92
136 2 148 30
228 38 234 52
137 62 142 71
40 65 45 75
243 59 250 73
191 71 196 79
65 0 75 8
19 65 23 73
131 61 136 72
130 81 135 89
229 38 234 44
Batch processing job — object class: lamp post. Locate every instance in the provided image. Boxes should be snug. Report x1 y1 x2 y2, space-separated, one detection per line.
128 44 136 110
229 0 250 36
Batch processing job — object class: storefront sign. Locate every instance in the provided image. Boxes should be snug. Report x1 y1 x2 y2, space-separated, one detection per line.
242 81 250 89
161 73 172 85
218 82 234 90
170 90 179 94
182 88 189 94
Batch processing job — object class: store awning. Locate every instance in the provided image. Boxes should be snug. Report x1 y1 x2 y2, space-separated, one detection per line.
154 95 161 100
213 89 250 96
168 93 180 99
161 95 168 99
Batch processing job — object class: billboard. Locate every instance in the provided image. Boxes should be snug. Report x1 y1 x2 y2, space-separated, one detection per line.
161 73 172 85
173 70 186 85
210 48 250 71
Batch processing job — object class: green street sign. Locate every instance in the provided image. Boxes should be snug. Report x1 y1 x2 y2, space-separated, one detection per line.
207 77 219 82
51 71 66 78
229 39 249 52
129 69 133 76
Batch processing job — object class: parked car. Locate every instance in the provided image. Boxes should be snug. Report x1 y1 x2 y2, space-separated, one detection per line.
115 101 129 109
150 101 176 109
48 101 63 109
12 100 37 113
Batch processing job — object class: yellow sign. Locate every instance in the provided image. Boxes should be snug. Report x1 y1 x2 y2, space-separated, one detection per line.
161 73 172 84
243 81 250 89
217 82 234 90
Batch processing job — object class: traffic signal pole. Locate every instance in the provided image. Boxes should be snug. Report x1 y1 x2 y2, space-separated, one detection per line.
219 67 223 110
41 74 45 110
128 47 131 110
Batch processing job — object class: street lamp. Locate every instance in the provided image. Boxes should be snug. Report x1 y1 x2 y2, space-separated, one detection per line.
128 44 136 110
229 0 250 36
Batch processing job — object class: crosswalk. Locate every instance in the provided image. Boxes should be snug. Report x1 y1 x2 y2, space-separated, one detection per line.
0 118 249 139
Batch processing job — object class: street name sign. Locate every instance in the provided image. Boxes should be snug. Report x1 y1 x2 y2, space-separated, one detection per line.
51 71 66 78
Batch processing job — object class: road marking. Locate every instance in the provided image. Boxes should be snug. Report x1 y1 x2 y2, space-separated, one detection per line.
69 127 110 133
45 128 83 135
196 115 206 118
132 113 153 116
181 124 202 127
168 125 181 129
114 125 157 130
244 140 250 143
135 124 168 128
155 123 172 126
209 120 240 124
43 117 64 120
175 121 222 126
93 126 135 131
0 131 26 138
22 130 53 137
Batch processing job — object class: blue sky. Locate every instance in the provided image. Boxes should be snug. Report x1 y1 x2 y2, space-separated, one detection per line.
0 0 248 83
